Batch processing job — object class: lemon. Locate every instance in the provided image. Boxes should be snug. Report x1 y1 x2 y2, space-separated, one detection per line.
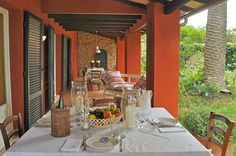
88 114 96 119
110 104 117 112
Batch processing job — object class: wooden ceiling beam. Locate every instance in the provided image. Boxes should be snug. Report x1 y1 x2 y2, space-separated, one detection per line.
194 0 208 4
180 6 194 12
58 22 133 27
164 0 191 14
181 0 226 19
54 19 137 24
64 27 127 32
54 20 137 25
115 0 147 9
61 25 131 29
84 31 117 40
48 14 142 20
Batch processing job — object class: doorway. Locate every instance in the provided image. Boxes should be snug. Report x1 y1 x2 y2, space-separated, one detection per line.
0 6 12 152
95 49 107 69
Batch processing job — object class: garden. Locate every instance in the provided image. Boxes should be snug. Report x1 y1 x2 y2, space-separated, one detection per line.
141 25 236 155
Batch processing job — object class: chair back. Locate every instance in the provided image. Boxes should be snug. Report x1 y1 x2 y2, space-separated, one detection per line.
206 112 235 156
91 70 102 80
0 113 24 150
93 98 120 107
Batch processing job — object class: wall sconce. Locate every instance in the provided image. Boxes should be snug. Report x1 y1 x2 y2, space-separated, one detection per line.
42 35 47 42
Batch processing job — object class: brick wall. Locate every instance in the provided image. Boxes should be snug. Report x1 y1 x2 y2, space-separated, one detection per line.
77 31 116 77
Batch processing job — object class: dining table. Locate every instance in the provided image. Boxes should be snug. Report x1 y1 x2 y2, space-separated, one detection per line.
4 108 212 156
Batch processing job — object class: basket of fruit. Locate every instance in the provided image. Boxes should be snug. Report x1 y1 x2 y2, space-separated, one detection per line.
88 104 122 128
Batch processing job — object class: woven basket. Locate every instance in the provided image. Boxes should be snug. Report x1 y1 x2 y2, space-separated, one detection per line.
89 116 122 128
51 108 70 137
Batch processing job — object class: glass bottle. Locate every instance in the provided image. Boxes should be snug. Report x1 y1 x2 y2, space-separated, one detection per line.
121 88 140 130
71 80 88 126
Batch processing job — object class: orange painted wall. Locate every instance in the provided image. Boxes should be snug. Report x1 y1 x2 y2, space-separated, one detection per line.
125 31 141 76
116 37 125 73
0 0 78 119
146 2 180 118
66 32 78 81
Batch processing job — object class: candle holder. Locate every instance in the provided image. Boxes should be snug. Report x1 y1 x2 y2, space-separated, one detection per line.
96 60 100 68
90 60 95 68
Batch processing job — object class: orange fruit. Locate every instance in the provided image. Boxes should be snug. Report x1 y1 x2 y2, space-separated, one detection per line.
104 111 112 119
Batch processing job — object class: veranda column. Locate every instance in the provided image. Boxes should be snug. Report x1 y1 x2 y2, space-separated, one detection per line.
116 37 125 73
125 31 141 76
146 2 180 118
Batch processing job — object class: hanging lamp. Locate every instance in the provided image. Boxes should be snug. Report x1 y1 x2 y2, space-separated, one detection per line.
95 31 101 53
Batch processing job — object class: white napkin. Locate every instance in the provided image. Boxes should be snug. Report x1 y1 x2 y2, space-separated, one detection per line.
61 138 83 152
158 127 185 133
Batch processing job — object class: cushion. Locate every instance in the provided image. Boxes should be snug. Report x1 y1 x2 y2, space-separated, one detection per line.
133 76 146 89
101 71 110 85
107 71 124 84
108 82 133 91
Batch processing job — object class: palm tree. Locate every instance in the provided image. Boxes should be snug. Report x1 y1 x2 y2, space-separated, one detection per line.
204 1 227 90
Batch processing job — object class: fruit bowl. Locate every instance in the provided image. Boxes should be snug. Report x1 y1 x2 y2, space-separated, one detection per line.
89 115 122 128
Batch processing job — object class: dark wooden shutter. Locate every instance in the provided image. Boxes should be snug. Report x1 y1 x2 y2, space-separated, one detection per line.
24 12 43 130
67 38 72 88
61 35 68 92
45 25 55 110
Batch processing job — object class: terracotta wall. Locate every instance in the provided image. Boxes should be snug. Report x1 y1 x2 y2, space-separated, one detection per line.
125 31 141 76
0 0 78 119
146 2 180 118
116 37 125 73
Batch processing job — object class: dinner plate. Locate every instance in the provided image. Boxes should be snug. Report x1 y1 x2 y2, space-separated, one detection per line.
86 136 119 151
35 117 51 127
152 117 178 126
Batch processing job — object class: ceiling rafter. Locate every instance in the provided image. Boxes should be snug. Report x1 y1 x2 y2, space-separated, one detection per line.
49 14 142 36
164 0 192 14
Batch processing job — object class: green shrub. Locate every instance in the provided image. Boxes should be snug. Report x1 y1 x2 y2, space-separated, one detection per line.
180 43 204 68
196 83 220 98
179 66 204 93
179 110 209 137
226 43 236 71
225 70 236 95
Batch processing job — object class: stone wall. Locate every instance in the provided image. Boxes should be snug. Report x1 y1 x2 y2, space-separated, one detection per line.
77 31 116 77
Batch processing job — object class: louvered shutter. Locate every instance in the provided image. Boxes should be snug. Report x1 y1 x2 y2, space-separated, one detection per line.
24 12 43 130
61 35 68 92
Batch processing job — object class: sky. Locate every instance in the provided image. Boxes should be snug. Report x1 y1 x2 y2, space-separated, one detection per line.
187 0 236 29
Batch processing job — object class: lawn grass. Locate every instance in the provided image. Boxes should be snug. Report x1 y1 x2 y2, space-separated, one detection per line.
178 94 236 155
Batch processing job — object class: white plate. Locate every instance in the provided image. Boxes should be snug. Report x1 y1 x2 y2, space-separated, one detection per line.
152 117 178 126
35 117 51 127
86 136 119 151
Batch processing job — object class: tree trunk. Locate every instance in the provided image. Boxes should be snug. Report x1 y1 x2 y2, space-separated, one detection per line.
204 1 227 89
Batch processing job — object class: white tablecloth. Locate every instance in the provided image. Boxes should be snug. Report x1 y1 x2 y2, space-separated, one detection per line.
4 108 212 156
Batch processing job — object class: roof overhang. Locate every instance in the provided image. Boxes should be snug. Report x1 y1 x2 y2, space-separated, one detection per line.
45 0 226 39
